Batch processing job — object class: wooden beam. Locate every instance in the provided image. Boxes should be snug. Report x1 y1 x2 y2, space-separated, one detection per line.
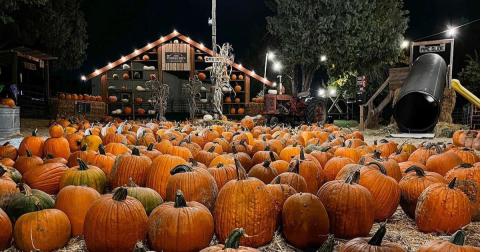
366 77 390 105
374 91 393 114
359 106 365 131
245 76 250 103
412 39 454 46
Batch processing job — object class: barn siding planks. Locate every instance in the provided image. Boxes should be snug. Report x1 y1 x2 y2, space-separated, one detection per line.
162 43 190 71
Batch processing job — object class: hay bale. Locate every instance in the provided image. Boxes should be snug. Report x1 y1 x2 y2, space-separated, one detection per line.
434 122 468 138
439 87 456 123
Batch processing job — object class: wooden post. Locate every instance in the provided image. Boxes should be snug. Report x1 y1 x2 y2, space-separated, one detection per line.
212 0 217 56
245 76 250 103
101 74 107 116
44 61 50 115
189 45 195 78
359 105 364 131
157 45 163 83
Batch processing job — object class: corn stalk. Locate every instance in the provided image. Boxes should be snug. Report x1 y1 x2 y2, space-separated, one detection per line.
183 75 202 120
148 77 169 121
210 43 235 116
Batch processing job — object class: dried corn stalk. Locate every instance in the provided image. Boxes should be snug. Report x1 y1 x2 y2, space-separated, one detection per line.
183 75 202 120
149 77 169 121
210 43 235 116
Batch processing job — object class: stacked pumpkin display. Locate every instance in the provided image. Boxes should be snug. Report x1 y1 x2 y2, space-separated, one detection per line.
0 121 479 251
59 93 103 102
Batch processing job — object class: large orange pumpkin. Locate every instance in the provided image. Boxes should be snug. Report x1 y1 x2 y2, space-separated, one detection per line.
415 178 471 234
21 162 68 195
148 190 214 252
55 185 101 237
282 192 330 249
18 128 45 158
214 159 276 247
339 223 406 252
199 228 260 252
14 149 43 175
83 187 148 252
417 230 478 252
317 170 375 239
43 137 71 160
110 148 152 188
166 164 218 212
13 209 71 252
0 208 11 250
146 155 187 198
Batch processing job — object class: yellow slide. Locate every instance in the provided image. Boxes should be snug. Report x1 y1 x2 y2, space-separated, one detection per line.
451 79 480 108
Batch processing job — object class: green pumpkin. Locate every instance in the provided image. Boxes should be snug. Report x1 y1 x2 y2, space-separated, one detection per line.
134 72 141 79
305 142 329 154
6 183 55 223
112 178 163 216
113 73 119 79
3 166 21 183
59 159 107 194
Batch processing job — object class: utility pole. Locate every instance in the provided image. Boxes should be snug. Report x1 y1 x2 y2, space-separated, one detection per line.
212 0 217 56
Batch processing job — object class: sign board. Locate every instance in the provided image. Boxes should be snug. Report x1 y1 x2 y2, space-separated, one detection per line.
77 102 91 114
356 76 366 88
204 57 223 63
165 52 187 63
23 62 37 71
419 44 445 53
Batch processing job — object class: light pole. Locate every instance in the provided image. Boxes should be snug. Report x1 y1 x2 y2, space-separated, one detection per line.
211 0 217 56
263 52 275 95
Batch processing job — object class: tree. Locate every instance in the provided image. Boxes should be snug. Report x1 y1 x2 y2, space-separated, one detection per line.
266 0 408 92
0 0 87 70
459 51 480 93
0 0 48 24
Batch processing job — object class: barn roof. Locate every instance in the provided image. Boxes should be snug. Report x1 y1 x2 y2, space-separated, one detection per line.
0 47 58 61
83 31 273 86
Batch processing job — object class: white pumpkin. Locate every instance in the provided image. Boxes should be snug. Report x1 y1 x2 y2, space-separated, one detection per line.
203 114 213 121
200 86 207 91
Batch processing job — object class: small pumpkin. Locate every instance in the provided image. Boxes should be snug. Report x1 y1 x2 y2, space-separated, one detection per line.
238 74 244 80
123 73 129 80
234 84 242 92
199 228 260 252
339 223 406 252
0 98 15 107
417 229 478 252
18 128 45 158
198 72 207 80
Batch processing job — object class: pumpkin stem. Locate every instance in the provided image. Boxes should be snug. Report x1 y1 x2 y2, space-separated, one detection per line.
17 183 33 196
263 160 272 168
395 148 402 155
216 162 224 168
81 144 88 151
449 230 466 245
0 167 6 177
2 142 9 146
77 159 89 171
147 143 154 151
317 234 335 252
379 139 388 143
157 136 162 142
405 166 426 177
345 170 360 184
322 146 332 153
262 136 267 141
47 152 56 159
98 145 106 155
456 163 474 169
174 190 189 208
129 177 138 188
207 146 216 153
133 241 147 252
132 148 140 156
368 222 387 246
189 158 199 167
224 228 246 249
372 150 382 159
274 176 281 185
293 142 298 147
235 158 248 180
170 164 194 175
373 140 378 145
26 148 32 157
112 186 128 201
366 161 387 175
232 145 238 154
269 151 277 162
300 146 305 160
264 145 271 151
358 156 365 165
448 177 457 189
288 159 300 174
240 138 247 145
34 202 44 212
32 128 38 137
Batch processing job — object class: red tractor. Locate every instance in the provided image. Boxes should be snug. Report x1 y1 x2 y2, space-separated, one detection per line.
263 90 327 126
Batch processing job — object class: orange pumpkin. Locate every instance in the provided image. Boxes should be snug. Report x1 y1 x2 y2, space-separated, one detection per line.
123 73 129 80
143 55 150 61
59 93 66 100
72 94 78 100
234 84 242 92
239 74 244 80
238 108 245 114
225 97 232 103
124 106 133 114
198 73 207 80
231 74 237 80
235 98 240 103
136 97 143 103
96 96 102 102
230 107 236 114
65 94 72 100
137 108 145 115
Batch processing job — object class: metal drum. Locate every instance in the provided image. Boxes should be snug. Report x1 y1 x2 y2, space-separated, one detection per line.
0 107 20 137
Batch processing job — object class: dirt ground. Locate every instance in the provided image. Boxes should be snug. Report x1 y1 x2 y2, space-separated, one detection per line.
3 119 479 252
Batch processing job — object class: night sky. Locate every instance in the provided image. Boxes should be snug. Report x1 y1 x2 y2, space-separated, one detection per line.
74 0 480 81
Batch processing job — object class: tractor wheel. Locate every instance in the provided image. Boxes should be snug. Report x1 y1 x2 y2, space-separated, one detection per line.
269 116 279 127
307 99 327 125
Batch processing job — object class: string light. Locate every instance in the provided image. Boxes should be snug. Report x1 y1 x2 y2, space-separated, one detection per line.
200 43 204 48
160 36 164 41
81 76 86 81
173 29 178 34
95 69 99 74
121 56 126 61
238 64 243 68
147 43 152 48
134 49 139 54
251 70 255 75
108 62 113 67
187 37 191 42
401 41 409 48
